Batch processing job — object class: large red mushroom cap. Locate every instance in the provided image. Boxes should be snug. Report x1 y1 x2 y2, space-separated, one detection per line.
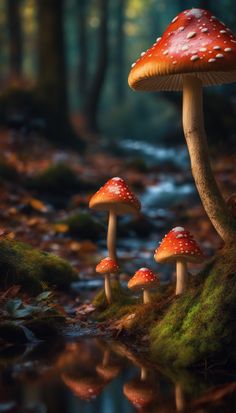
128 8 236 91
89 177 141 215
154 226 205 263
128 268 160 291
96 257 119 274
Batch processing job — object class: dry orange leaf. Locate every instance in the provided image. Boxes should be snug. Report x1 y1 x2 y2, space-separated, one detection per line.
54 223 69 233
29 198 48 213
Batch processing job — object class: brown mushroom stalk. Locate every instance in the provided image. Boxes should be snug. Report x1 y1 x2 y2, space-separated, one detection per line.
143 289 152 304
104 273 112 304
107 209 117 260
140 366 148 381
183 75 236 243
176 259 188 295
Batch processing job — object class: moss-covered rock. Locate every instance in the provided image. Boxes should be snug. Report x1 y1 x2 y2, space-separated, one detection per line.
150 245 236 368
0 240 77 294
27 163 80 196
61 211 104 241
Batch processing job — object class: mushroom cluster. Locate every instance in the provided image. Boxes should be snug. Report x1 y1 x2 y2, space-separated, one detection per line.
90 177 141 304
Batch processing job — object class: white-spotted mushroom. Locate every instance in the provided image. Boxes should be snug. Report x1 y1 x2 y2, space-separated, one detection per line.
128 8 236 243
128 268 160 304
89 177 141 262
154 227 204 295
96 257 119 304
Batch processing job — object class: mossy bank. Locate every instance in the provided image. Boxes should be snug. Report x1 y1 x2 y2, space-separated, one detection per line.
93 246 236 369
0 239 77 294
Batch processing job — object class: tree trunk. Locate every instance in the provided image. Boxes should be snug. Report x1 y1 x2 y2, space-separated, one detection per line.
114 0 126 103
38 0 67 113
83 0 109 132
37 0 83 148
77 0 88 102
7 0 23 78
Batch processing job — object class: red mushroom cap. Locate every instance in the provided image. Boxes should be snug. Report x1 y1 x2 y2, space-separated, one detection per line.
123 378 156 408
128 8 236 91
89 177 141 215
96 257 119 274
128 268 160 291
61 374 105 401
154 226 205 263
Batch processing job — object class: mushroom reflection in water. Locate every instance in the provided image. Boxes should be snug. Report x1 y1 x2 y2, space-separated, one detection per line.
123 377 156 409
61 373 106 401
96 347 121 381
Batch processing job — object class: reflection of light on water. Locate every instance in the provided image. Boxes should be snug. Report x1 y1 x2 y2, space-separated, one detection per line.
120 139 189 169
141 180 194 210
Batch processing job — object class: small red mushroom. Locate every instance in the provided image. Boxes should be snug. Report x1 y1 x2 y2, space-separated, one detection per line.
128 9 236 243
154 227 204 295
128 268 160 304
96 257 119 304
89 177 141 261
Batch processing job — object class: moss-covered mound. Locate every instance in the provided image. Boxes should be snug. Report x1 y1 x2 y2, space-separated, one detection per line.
61 211 104 240
93 281 138 321
150 245 236 368
0 240 77 293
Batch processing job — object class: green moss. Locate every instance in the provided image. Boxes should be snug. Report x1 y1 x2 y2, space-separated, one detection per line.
150 245 236 368
0 240 77 293
93 280 138 321
61 212 104 240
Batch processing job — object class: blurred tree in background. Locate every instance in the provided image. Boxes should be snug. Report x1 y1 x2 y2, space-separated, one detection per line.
0 0 235 148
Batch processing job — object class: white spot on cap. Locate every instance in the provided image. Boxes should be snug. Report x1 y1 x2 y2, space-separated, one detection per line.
112 177 122 181
199 47 207 52
224 47 232 52
163 50 168 55
201 28 208 33
172 61 177 65
141 52 145 56
178 26 185 32
156 37 161 42
208 58 216 62
213 46 221 50
191 55 199 61
187 31 196 39
216 53 224 58
186 9 203 19
131 63 136 67
172 227 185 232
172 16 178 23
182 45 189 51
220 30 227 34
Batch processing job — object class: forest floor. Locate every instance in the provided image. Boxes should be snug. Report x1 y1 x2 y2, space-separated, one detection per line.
0 127 235 347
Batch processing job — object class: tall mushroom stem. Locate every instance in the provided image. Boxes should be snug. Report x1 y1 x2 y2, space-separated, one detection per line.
176 259 188 295
104 273 112 304
182 75 236 243
107 209 117 260
175 384 186 412
143 289 151 304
